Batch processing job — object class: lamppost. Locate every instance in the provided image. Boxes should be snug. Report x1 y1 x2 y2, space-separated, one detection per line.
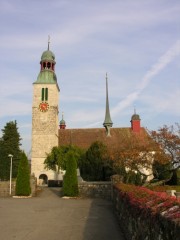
8 154 13 195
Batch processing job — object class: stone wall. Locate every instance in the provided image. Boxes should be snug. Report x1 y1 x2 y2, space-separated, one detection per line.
0 176 37 197
31 84 59 181
0 181 15 197
112 185 180 240
78 182 112 200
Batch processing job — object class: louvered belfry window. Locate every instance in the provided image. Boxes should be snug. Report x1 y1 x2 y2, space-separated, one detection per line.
41 88 48 101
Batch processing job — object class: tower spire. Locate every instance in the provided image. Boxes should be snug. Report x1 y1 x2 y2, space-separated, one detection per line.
103 73 113 136
48 35 50 50
59 112 66 129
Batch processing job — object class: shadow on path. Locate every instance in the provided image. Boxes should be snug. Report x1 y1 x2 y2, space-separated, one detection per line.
82 198 125 240
39 187 125 240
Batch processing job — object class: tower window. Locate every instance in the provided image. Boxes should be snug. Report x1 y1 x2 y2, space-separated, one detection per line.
43 62 46 69
41 88 48 101
41 88 44 101
47 62 51 69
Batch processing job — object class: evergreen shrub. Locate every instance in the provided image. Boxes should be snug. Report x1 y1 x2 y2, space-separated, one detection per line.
63 151 79 197
15 152 31 196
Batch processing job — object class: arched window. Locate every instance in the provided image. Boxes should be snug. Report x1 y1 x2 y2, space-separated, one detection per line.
43 62 46 69
47 62 51 69
41 88 48 101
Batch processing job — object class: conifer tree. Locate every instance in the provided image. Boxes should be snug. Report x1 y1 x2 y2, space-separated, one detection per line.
0 121 22 180
63 151 79 197
15 151 31 196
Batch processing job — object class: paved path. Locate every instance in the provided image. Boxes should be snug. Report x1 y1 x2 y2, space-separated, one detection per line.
0 187 125 240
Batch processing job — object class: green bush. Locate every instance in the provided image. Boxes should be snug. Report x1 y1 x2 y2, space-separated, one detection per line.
15 152 31 196
63 151 79 197
177 169 180 185
152 161 173 181
79 141 113 181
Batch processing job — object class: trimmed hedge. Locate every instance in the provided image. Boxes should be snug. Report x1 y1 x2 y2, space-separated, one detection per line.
63 151 79 197
115 183 180 218
15 152 31 196
113 183 180 240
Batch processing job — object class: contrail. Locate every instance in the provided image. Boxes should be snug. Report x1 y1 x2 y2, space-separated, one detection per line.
111 40 180 116
84 40 180 128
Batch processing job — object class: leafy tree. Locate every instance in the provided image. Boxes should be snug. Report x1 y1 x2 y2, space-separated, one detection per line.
15 151 31 196
63 151 79 197
149 124 180 184
108 131 156 182
177 169 180 185
79 141 113 181
150 124 180 168
0 121 22 180
44 145 84 172
152 161 173 181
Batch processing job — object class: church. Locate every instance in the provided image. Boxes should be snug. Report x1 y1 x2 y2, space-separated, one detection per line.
31 44 146 185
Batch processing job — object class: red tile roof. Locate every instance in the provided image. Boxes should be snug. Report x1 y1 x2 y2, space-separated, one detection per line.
59 127 149 150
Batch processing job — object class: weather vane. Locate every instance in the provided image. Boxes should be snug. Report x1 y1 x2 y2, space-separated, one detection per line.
48 35 50 50
106 72 108 80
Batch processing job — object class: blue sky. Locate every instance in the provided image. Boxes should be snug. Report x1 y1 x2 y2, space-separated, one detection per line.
0 0 180 155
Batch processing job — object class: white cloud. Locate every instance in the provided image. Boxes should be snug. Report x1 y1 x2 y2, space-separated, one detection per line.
109 40 180 117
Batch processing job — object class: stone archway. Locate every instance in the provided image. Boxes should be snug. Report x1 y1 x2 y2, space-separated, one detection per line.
39 174 48 185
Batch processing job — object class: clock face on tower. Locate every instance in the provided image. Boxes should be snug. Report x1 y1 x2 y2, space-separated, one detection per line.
39 102 49 112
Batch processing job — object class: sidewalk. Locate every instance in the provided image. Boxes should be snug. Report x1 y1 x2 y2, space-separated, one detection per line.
0 187 125 240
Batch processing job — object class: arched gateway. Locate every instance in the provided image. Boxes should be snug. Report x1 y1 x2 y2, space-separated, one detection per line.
39 174 48 185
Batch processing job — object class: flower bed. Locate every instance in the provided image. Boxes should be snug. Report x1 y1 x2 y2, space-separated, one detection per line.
113 183 180 240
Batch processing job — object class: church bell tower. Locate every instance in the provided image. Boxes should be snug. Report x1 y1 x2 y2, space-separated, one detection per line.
31 39 60 184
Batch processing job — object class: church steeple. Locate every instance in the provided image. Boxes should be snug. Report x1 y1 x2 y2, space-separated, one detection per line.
39 36 56 73
103 73 113 136
130 108 141 132
59 112 66 129
34 38 59 88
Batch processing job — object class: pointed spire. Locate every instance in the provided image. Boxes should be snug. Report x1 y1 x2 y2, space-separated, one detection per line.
48 35 50 50
103 73 113 136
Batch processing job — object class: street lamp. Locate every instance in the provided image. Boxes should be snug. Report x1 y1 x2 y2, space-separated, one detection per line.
8 154 13 195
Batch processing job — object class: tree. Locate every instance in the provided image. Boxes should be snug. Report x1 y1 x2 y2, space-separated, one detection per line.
0 121 22 180
108 131 156 183
44 145 84 172
79 141 113 181
63 151 79 197
15 152 31 196
150 124 180 168
149 124 180 183
152 161 173 181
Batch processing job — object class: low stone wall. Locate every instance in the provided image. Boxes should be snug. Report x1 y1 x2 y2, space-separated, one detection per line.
30 175 37 197
78 181 112 200
112 185 180 240
0 181 16 197
0 176 37 197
